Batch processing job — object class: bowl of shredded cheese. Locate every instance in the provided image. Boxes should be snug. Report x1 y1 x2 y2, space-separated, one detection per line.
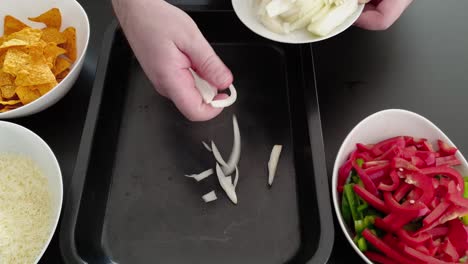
0 121 62 263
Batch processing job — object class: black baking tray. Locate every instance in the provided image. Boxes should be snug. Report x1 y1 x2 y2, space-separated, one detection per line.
60 9 333 264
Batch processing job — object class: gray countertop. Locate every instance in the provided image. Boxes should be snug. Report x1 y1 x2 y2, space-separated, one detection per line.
34 0 468 263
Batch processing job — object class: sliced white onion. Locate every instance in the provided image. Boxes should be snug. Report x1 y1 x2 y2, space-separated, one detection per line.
211 141 229 170
225 115 241 175
185 168 213 182
268 145 283 186
202 141 212 152
189 68 217 104
202 191 217 203
233 167 239 189
307 0 358 37
266 0 296 17
216 163 238 204
210 85 237 108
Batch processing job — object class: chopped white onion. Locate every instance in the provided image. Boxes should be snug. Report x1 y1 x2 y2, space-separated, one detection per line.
225 115 241 175
202 141 212 152
233 167 239 189
216 163 238 204
307 0 358 36
210 85 238 108
189 68 217 104
268 145 283 186
211 141 229 169
266 0 296 17
185 168 214 182
202 191 218 203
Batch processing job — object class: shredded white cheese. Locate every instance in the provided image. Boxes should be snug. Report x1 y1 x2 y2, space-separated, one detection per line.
0 154 53 263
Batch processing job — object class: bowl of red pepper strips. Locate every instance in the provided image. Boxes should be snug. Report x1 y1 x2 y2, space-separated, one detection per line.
332 109 468 264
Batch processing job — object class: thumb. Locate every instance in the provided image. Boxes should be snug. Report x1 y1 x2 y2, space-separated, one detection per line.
177 33 233 90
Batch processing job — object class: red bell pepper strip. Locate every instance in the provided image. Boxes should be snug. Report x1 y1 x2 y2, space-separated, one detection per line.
403 245 450 264
401 146 417 160
392 157 421 172
365 251 399 264
365 162 390 181
438 139 458 156
414 245 431 255
415 151 436 167
356 152 373 162
405 172 435 206
378 170 401 192
427 226 449 238
440 205 468 225
362 229 416 264
394 183 413 202
423 200 451 226
382 211 423 232
356 143 374 154
396 229 431 247
436 155 461 167
374 217 388 231
372 136 406 156
404 136 414 146
440 238 460 262
421 140 436 152
406 188 423 201
363 160 389 169
421 166 464 193
376 145 402 161
411 156 426 168
353 160 379 196
353 185 389 214
383 191 429 216
338 156 354 191
446 181 468 208
428 239 441 256
448 219 468 257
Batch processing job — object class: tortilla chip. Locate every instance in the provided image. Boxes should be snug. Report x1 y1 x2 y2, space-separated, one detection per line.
4 15 29 35
30 80 57 95
61 27 77 62
56 68 70 80
43 43 66 68
0 105 20 113
0 69 14 86
15 64 56 86
0 99 21 105
28 8 62 29
0 52 5 67
41 27 66 44
0 39 29 49
0 84 16 99
6 28 42 44
15 86 41 104
52 56 71 76
2 48 30 75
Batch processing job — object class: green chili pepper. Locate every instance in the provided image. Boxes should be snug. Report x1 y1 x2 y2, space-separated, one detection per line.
344 184 360 222
358 237 367 252
341 190 352 224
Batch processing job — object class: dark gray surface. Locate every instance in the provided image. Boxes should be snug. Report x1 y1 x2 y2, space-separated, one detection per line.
314 1 468 263
31 0 468 263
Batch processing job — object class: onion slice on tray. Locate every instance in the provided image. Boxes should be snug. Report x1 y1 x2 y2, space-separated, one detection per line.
202 141 212 152
185 168 213 182
202 191 217 203
268 145 283 186
209 116 241 175
216 163 238 204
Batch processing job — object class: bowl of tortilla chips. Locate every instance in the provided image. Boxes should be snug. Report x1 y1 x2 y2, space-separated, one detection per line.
0 0 89 118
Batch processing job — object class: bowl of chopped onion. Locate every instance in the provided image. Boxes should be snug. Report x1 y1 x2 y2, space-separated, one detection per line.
332 109 468 263
232 0 364 44
0 121 62 263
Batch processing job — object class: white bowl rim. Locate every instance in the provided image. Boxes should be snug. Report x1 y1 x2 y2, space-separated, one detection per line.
331 108 466 264
0 0 90 118
231 0 365 44
0 121 63 264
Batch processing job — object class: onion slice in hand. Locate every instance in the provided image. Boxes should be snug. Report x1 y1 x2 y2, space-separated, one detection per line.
210 85 237 108
216 163 238 204
185 168 214 182
202 191 217 203
189 68 216 103
268 145 283 186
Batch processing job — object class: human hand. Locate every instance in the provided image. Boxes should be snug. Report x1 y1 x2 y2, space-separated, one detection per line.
355 0 413 30
112 0 233 121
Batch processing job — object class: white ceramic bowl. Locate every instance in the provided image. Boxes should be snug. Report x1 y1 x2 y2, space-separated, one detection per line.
332 109 468 263
0 0 90 119
0 121 62 263
232 0 364 44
